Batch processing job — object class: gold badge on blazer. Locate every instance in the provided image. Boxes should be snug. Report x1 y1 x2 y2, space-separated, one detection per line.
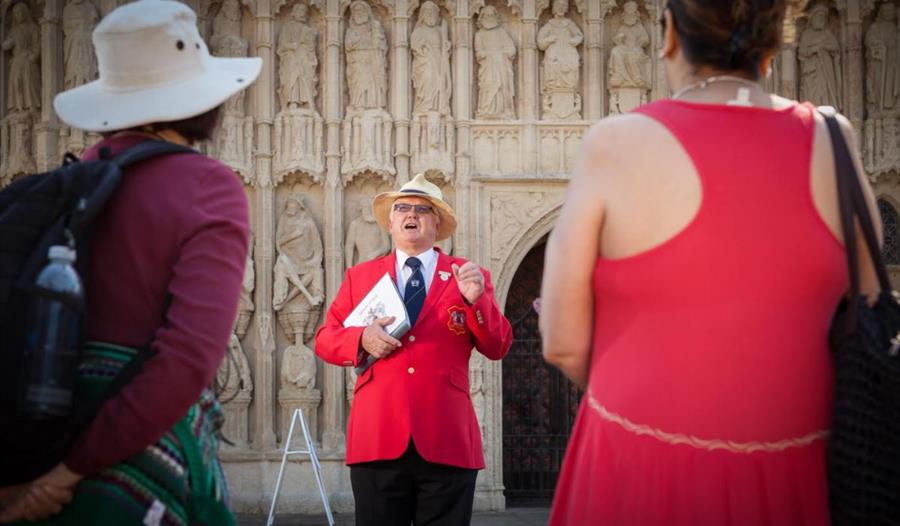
447 306 467 335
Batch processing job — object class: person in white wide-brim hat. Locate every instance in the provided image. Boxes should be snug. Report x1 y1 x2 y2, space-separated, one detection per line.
315 173 512 526
54 0 261 133
0 2 259 524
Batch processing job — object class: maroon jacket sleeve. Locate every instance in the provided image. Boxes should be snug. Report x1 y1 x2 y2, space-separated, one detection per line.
65 163 249 475
463 267 512 360
314 268 367 367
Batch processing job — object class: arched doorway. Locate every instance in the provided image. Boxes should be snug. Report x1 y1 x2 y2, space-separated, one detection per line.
502 240 581 507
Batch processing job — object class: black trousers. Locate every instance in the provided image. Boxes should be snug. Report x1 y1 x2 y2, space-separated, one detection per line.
350 440 478 526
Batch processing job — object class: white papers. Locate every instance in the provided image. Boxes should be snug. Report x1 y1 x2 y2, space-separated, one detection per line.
343 272 410 339
343 273 410 375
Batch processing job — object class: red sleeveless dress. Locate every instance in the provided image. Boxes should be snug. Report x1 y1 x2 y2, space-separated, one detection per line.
549 100 846 526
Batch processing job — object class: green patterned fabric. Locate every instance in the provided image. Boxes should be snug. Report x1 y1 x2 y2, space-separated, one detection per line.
14 342 233 526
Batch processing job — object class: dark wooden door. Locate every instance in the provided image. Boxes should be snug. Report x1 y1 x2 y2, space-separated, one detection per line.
502 241 581 507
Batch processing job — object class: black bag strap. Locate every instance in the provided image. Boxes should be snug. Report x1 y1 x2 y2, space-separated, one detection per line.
820 108 891 328
67 141 196 238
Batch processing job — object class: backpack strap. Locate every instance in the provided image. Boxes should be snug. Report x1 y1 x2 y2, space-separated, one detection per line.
67 141 196 239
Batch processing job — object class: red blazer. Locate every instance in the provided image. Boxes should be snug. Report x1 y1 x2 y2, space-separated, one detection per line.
315 249 512 469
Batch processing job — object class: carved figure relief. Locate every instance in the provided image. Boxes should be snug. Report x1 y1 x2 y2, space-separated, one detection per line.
345 198 391 268
63 0 100 90
608 1 650 114
210 2 254 180
1 3 40 184
475 6 517 120
60 0 101 156
538 0 583 120
212 0 242 44
274 196 325 347
342 1 395 180
798 4 841 109
4 3 40 113
216 333 254 445
346 1 388 110
865 2 899 116
236 235 256 339
274 3 325 183
411 1 455 177
863 2 900 175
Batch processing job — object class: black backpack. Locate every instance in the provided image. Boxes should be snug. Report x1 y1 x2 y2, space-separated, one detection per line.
0 140 195 484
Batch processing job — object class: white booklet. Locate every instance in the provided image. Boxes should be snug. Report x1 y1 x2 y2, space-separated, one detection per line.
343 273 410 374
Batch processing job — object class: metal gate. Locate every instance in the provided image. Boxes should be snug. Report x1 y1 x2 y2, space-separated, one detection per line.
502 241 581 507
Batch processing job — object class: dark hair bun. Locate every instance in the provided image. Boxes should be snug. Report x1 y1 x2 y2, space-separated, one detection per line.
667 0 786 78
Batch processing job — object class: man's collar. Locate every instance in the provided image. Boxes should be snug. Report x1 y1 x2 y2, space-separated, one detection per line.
396 247 437 268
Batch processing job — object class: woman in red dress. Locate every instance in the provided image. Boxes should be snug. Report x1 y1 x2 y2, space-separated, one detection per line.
540 0 879 524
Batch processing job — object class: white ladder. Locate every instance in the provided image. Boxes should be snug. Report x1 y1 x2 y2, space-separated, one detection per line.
266 408 335 526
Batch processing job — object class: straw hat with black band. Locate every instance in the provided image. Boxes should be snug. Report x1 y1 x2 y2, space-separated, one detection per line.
372 174 457 242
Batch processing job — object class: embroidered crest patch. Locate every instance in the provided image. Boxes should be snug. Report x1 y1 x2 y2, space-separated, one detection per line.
447 306 467 335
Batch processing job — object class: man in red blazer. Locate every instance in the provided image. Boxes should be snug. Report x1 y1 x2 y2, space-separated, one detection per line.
315 173 512 525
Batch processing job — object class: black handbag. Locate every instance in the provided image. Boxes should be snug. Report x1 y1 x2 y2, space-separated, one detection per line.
822 108 900 525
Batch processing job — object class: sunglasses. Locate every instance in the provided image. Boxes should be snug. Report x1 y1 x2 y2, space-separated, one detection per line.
393 203 435 215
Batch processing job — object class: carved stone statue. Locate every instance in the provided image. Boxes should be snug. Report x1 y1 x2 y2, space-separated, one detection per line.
863 2 900 175
346 1 388 111
538 0 583 120
475 6 517 120
63 0 100 90
212 0 242 49
345 199 391 268
412 2 452 115
210 7 254 180
410 2 455 177
865 2 899 116
273 196 325 348
218 334 254 401
3 3 41 113
341 1 395 180
798 4 841 109
216 333 254 445
278 3 318 110
236 234 256 339
1 3 40 184
608 1 650 114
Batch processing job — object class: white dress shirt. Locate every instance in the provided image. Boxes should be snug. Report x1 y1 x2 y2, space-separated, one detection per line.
395 248 438 299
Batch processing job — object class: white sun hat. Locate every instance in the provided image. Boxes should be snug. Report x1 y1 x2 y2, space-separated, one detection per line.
53 0 261 133
373 173 457 241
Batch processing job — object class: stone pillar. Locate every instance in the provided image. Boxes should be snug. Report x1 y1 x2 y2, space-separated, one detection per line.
320 0 347 452
778 1 804 102
521 1 538 173
583 0 613 119
391 0 415 184
246 0 278 450
452 1 473 258
839 1 865 139
37 0 63 172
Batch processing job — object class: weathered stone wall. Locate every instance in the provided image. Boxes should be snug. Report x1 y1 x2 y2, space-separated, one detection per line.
1 0 898 514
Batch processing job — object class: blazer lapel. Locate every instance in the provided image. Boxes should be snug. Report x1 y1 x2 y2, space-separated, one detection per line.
415 250 453 324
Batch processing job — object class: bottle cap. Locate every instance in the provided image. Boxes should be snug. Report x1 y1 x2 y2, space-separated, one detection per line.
48 245 77 263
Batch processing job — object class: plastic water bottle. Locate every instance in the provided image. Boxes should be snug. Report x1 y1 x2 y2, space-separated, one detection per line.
22 245 83 418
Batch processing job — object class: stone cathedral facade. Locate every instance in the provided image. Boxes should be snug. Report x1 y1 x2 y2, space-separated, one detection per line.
1 0 899 514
